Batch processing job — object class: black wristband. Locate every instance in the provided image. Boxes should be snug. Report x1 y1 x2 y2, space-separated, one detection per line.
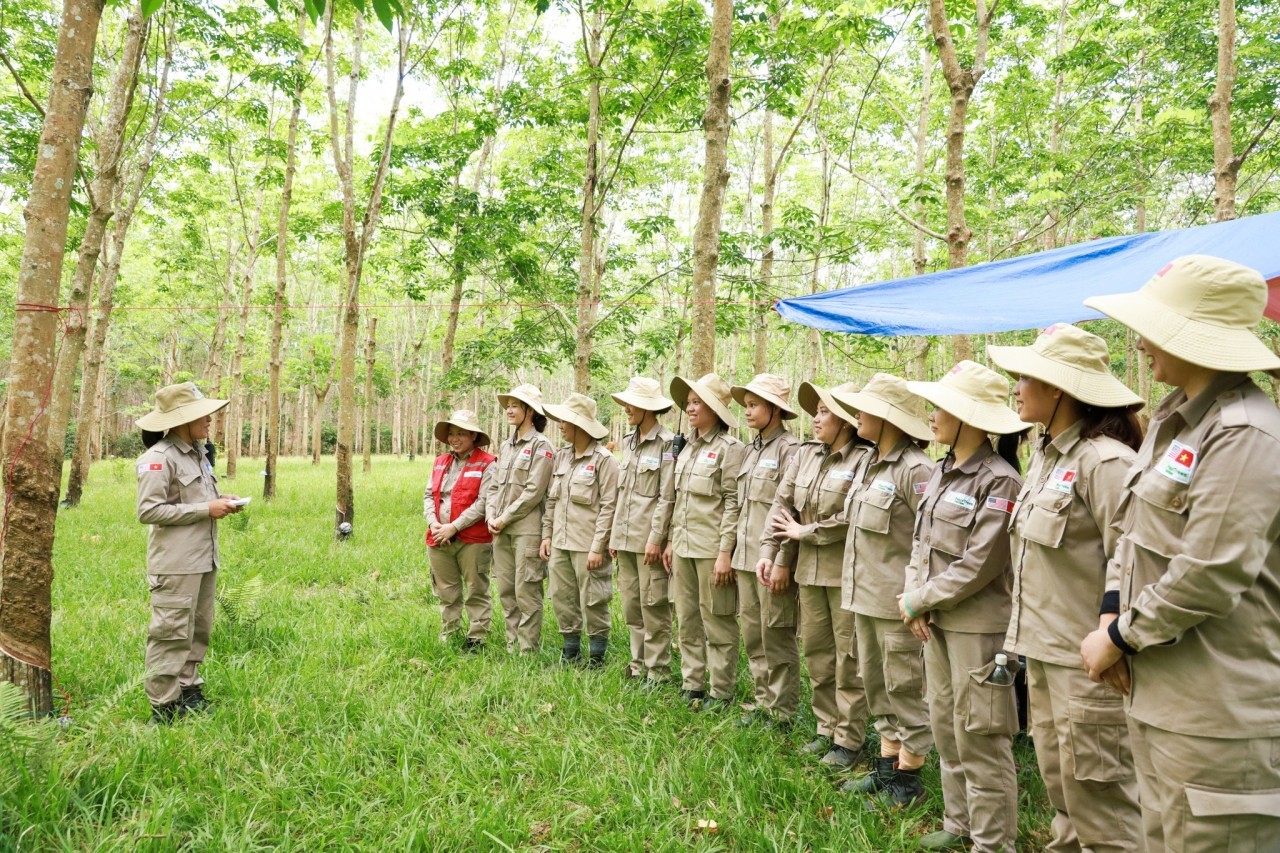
1107 618 1138 656
1099 590 1120 615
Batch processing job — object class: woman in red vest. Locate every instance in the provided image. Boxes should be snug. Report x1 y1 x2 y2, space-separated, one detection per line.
425 409 497 651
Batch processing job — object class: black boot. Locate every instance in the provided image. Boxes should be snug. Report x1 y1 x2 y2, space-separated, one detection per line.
560 634 582 664
587 636 607 669
180 684 210 713
842 756 896 794
150 701 186 725
878 765 927 808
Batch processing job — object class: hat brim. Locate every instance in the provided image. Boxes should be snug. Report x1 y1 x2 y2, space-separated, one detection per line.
905 381 1030 436
987 344 1144 410
434 419 491 448
136 398 229 432
730 384 798 419
671 376 738 429
544 403 609 441
1084 291 1280 373
833 388 933 442
798 382 856 426
497 391 545 416
611 389 674 414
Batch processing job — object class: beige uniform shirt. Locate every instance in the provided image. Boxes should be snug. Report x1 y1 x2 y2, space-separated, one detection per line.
135 437 221 574
1007 421 1133 667
543 441 620 555
841 439 934 619
762 441 867 587
665 426 745 559
609 423 675 553
1107 373 1280 736
485 428 555 537
733 425 801 571
905 442 1023 634
423 453 491 530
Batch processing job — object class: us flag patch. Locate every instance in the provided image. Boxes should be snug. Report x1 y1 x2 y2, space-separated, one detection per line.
986 495 1014 513
912 482 927 495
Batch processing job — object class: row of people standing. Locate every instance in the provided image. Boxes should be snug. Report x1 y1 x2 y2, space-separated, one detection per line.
424 254 1280 853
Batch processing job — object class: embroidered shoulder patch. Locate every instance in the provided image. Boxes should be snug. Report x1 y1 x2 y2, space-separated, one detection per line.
912 482 928 495
1155 440 1196 484
985 495 1014 513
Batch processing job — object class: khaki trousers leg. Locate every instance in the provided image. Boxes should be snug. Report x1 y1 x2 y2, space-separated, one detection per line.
429 541 491 639
856 612 932 756
1027 658 1140 853
697 557 739 701
925 627 1018 853
549 547 581 636
579 554 612 639
144 569 216 706
736 569 769 705
638 558 673 681
494 531 544 652
1129 718 1280 853
672 554 707 692
492 532 520 650
615 551 646 676
799 584 868 750
429 542 465 636
761 579 800 721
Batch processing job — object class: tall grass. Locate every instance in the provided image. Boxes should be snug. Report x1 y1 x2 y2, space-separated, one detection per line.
2 456 1050 850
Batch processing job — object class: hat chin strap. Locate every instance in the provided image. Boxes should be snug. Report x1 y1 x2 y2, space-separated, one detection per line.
752 405 781 450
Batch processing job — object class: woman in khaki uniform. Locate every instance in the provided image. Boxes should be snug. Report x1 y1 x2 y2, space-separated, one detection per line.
762 381 871 770
902 360 1028 853
425 409 497 650
608 377 676 684
988 324 1144 853
661 374 745 707
541 393 620 668
1080 255 1280 852
486 384 555 654
829 374 935 805
729 374 801 728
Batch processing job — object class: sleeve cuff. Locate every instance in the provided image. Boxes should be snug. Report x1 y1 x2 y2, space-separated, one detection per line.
1099 590 1120 615
1107 618 1138 655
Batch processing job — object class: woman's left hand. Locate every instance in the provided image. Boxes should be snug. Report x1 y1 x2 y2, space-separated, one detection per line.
770 513 802 542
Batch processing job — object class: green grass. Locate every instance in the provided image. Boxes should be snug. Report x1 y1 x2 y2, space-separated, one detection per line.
3 456 1051 850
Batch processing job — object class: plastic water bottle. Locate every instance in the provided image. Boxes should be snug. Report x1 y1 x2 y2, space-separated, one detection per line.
988 653 1014 686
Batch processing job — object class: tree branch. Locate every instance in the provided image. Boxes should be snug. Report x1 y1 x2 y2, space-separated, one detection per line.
835 161 947 242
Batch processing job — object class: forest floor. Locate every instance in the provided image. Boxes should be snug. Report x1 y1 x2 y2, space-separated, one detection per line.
4 456 1051 851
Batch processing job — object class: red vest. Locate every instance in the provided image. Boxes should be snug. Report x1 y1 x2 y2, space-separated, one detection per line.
427 449 496 546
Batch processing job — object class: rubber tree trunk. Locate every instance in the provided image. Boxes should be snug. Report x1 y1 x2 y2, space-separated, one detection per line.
0 0 107 715
362 316 377 473
572 11 603 394
1210 0 1238 221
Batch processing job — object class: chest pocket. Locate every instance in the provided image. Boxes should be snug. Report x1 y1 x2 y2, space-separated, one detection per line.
794 469 817 512
929 497 975 558
854 486 895 535
632 456 661 498
818 470 853 516
1018 489 1072 548
569 465 597 505
1126 470 1189 559
747 463 781 504
177 466 204 502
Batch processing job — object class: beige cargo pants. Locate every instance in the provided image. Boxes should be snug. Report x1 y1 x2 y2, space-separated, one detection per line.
492 531 545 652
799 583 868 750
737 568 800 721
428 540 492 641
549 548 612 638
144 570 217 706
672 554 738 698
856 612 932 756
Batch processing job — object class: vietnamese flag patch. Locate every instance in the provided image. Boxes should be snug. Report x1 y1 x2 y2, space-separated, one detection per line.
149 462 163 471
985 495 1014 514
1156 440 1197 484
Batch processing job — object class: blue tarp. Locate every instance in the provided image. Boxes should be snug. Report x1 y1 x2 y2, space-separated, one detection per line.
774 211 1280 336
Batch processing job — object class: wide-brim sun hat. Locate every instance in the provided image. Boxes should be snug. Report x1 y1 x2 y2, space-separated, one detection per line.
730 373 798 420
433 409 491 447
611 376 674 414
832 373 933 442
670 373 738 429
497 383 545 415
544 392 610 441
136 382 229 432
1083 254 1280 373
798 381 860 427
988 323 1143 410
907 360 1030 435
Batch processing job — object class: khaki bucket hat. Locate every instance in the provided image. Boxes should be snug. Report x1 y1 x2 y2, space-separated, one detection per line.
545 392 610 441
670 373 738 429
907 361 1029 435
988 323 1143 409
1083 255 1280 373
798 381 860 427
433 409 491 448
497 383 545 415
730 373 799 419
136 382 229 432
611 376 674 414
833 373 933 442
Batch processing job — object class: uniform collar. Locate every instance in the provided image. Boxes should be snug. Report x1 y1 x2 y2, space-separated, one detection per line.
946 439 995 474
509 428 540 447
572 440 599 460
826 438 857 462
875 436 913 464
638 420 664 442
169 434 196 455
1166 371 1252 429
1043 419 1084 459
757 423 787 444
693 425 724 444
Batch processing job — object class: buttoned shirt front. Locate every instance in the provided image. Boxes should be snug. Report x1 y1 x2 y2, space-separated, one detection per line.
610 422 675 553
424 452 491 530
543 440 620 555
841 438 934 619
905 442 1023 634
1108 373 1280 736
664 426 744 559
762 440 867 587
486 427 555 536
1007 421 1133 667
733 425 800 571
135 436 221 574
